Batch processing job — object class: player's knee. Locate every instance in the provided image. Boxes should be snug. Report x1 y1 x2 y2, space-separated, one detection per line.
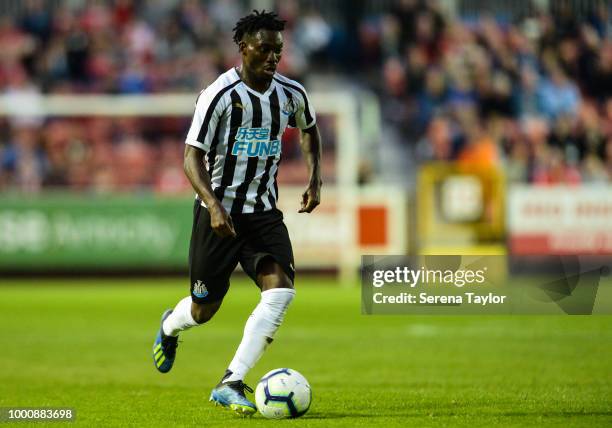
260 274 293 291
191 301 221 324
191 306 215 324
257 258 293 291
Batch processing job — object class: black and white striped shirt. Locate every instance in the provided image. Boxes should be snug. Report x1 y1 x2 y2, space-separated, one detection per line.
185 67 316 214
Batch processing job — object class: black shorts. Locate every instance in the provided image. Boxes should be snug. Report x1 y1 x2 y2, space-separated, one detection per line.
188 201 295 303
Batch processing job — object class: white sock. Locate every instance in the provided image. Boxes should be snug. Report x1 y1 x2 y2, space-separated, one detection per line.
224 288 296 383
162 296 198 337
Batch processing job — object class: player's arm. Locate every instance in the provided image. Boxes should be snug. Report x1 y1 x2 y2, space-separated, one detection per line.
183 145 236 238
298 124 322 213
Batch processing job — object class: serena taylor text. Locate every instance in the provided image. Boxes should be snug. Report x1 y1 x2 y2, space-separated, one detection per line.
372 292 507 306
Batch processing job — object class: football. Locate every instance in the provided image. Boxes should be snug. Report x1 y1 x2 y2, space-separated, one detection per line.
255 368 312 419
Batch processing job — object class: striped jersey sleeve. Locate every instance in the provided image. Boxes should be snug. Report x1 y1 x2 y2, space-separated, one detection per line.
273 75 316 130
185 88 223 151
185 76 240 151
293 84 316 130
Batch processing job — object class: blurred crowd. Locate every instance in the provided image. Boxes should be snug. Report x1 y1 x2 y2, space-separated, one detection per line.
0 0 333 193
0 116 192 193
0 0 611 192
372 0 612 184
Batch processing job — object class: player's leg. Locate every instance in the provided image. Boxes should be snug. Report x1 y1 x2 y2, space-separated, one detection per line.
224 258 295 382
210 209 295 415
257 257 295 291
210 259 294 415
153 297 224 373
223 257 295 381
153 301 209 369
153 279 230 373
153 201 239 373
162 298 223 337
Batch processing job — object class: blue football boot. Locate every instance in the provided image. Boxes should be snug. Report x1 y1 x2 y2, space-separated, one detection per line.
152 309 179 373
210 373 257 417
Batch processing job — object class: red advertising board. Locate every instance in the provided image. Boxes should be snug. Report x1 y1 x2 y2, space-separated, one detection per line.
509 187 612 254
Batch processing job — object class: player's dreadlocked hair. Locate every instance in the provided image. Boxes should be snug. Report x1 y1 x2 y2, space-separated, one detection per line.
232 10 286 45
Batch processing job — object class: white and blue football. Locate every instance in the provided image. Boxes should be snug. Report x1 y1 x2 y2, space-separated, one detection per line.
255 368 312 419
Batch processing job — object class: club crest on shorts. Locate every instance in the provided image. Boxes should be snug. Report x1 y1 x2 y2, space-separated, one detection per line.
193 280 208 298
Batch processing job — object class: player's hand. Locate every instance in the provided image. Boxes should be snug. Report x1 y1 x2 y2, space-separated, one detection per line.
298 183 321 213
209 202 236 238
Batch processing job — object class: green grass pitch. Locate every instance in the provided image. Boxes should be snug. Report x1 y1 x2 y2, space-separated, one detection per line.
1 277 611 427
